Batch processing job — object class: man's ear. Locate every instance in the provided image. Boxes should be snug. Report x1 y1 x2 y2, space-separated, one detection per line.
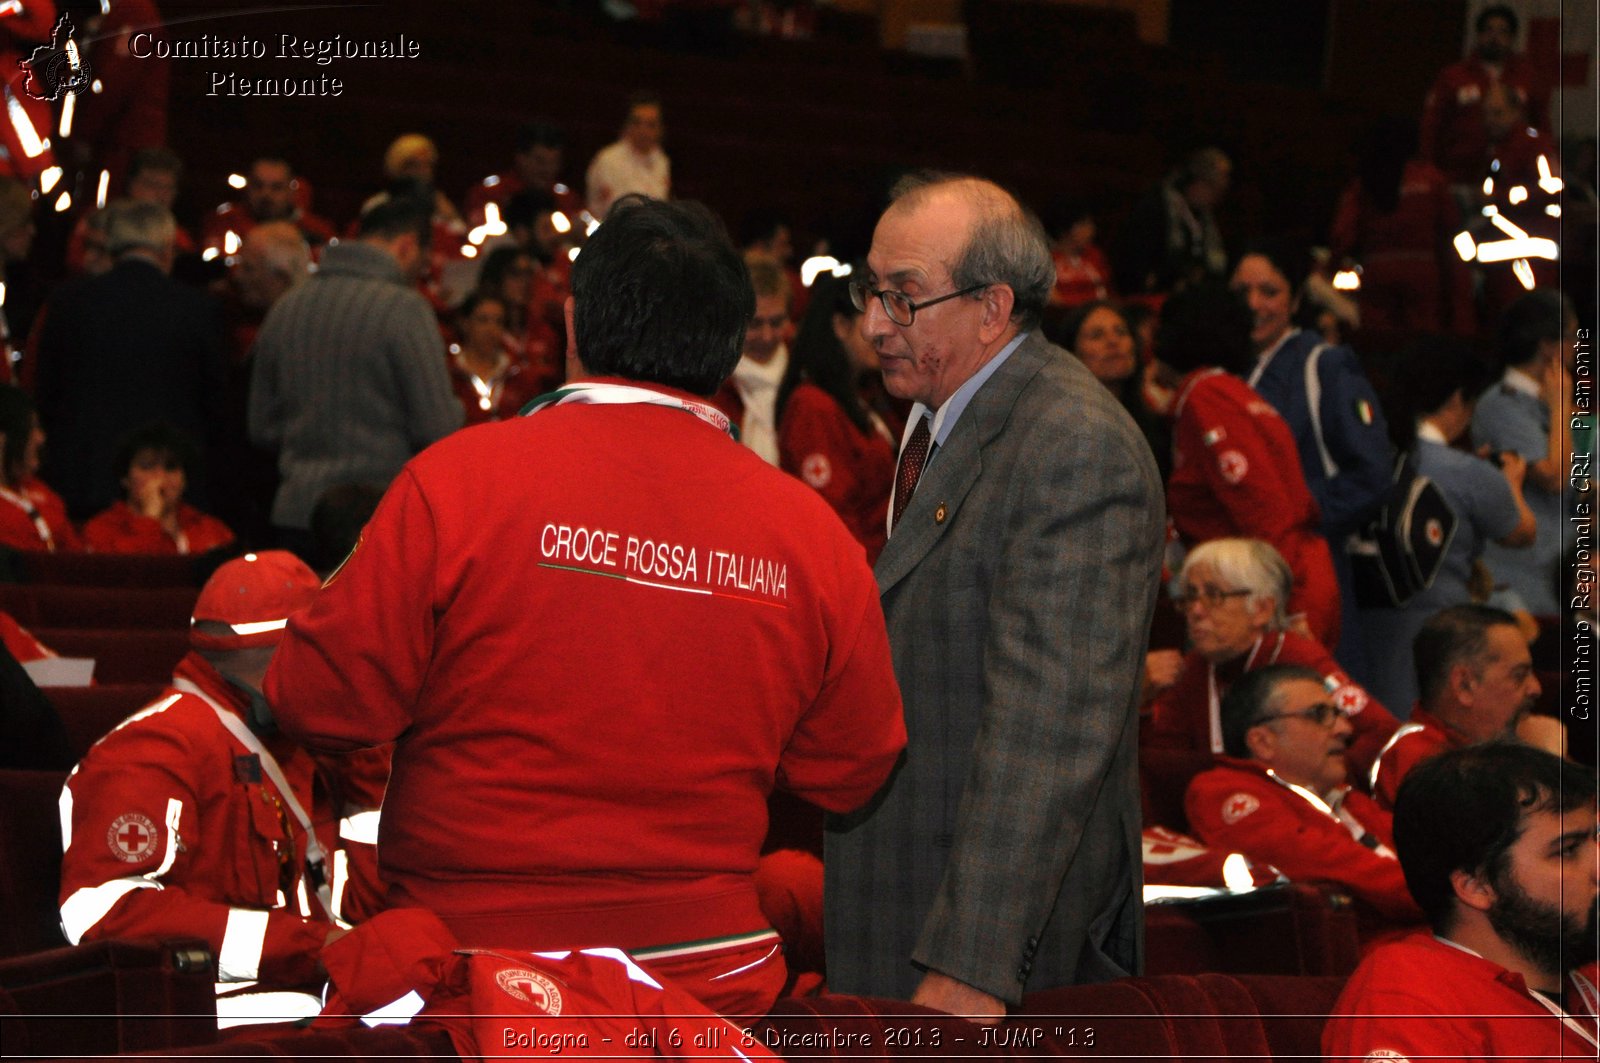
1244 723 1275 764
1450 866 1496 914
977 284 1016 345
1448 661 1477 706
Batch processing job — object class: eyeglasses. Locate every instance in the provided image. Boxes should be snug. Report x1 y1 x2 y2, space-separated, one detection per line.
1172 587 1252 610
848 280 988 326
1251 702 1342 729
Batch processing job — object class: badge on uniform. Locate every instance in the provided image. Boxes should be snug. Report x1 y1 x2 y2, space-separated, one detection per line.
107 812 159 863
1203 427 1227 447
1221 792 1259 824
1355 399 1374 426
234 754 262 783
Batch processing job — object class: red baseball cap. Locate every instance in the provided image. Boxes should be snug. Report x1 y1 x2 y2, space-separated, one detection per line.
190 551 321 652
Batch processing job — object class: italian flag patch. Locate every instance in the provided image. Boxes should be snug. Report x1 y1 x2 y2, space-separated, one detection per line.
1355 399 1374 425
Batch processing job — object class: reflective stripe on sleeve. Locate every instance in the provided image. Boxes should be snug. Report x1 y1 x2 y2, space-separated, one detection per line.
360 989 426 1027
149 797 183 878
338 810 381 845
59 878 160 944
218 908 271 982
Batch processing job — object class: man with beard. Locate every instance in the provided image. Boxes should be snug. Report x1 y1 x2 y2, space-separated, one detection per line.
1420 4 1551 198
1370 604 1541 809
1324 743 1598 1061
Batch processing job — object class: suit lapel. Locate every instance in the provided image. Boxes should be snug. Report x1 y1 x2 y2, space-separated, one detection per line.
875 332 1053 595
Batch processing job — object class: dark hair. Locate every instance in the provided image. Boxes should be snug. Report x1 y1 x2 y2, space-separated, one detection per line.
1355 116 1420 216
571 196 751 395
1383 334 1495 451
114 422 198 483
506 188 557 235
778 271 872 435
0 384 36 484
1218 663 1326 758
357 194 433 245
1042 199 1096 239
127 147 183 183
1414 603 1522 706
1475 4 1517 35
1394 743 1593 932
514 120 566 154
1153 281 1255 376
737 208 790 251
1498 289 1567 369
1233 237 1310 299
1063 299 1132 352
476 245 532 298
456 291 507 328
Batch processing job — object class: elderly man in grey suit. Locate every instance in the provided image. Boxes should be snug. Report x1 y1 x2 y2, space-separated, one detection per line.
824 173 1165 1022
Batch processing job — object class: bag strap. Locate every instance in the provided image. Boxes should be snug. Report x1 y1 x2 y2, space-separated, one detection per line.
1302 344 1339 479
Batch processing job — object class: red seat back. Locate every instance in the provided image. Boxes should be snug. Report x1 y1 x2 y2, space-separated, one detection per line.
31 630 188 685
0 769 69 958
45 684 168 757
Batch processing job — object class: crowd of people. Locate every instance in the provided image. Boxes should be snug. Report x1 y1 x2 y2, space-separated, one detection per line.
0 1 1592 1055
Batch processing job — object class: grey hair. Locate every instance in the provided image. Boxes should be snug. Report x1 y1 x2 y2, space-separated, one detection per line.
886 171 1054 331
104 200 176 258
1180 538 1293 631
243 221 312 286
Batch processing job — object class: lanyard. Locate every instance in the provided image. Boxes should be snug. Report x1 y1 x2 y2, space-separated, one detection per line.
173 678 332 918
521 381 736 439
1246 328 1300 389
1266 770 1395 858
0 484 54 550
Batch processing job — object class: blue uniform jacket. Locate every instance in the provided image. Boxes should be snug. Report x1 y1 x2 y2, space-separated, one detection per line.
1247 330 1393 539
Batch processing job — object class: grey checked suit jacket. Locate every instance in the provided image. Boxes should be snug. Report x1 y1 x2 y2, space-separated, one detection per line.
823 330 1165 1004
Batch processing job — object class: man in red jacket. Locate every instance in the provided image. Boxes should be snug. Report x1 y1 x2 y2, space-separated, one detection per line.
1185 664 1423 935
266 195 905 1017
1369 604 1540 809
58 551 383 1026
1324 743 1597 1061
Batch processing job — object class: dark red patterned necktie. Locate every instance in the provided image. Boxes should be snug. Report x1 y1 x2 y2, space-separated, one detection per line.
892 415 932 530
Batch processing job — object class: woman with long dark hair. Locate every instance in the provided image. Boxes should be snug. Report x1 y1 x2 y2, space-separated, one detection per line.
0 385 79 552
776 272 895 564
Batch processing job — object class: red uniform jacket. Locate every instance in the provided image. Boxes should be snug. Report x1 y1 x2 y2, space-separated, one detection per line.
1050 246 1113 308
1167 369 1341 646
1324 932 1599 1062
1185 757 1424 928
1421 54 1550 187
59 654 344 988
202 203 338 256
81 500 236 555
1369 707 1464 810
267 381 906 960
1148 630 1400 786
1328 160 1473 336
1 610 52 663
778 383 894 565
0 478 82 552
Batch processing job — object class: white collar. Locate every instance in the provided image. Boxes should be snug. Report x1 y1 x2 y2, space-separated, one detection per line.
1502 366 1542 399
1416 420 1450 445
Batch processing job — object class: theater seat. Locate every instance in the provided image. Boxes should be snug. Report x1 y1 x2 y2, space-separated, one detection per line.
0 938 217 1055
0 769 70 958
17 553 208 588
21 586 199 630
46 684 168 758
1144 883 1362 977
31 629 188 685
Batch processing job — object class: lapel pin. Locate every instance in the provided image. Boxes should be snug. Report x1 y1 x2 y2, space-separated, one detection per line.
934 503 948 524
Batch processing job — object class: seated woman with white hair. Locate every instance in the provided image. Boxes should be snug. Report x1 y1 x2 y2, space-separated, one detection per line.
1146 537 1400 785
